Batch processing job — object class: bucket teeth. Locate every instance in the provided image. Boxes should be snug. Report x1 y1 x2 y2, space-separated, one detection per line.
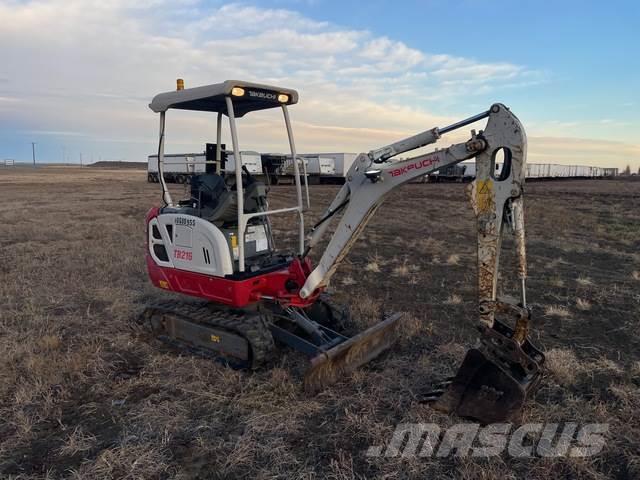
303 313 403 393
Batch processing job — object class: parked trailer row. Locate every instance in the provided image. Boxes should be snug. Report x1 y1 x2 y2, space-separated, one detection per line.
147 153 203 183
525 164 618 178
147 151 262 183
427 161 618 182
148 151 619 185
276 153 358 184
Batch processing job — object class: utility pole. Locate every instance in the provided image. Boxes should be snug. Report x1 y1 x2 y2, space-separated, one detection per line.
31 142 36 167
80 152 83 168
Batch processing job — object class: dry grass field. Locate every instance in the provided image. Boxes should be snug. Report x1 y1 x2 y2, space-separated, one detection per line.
1 166 639 479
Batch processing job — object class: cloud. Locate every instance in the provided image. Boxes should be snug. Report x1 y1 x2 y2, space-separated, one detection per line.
528 136 640 167
193 4 330 34
0 0 541 159
2 0 635 170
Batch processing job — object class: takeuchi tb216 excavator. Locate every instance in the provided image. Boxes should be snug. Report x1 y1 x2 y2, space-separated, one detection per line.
141 79 545 424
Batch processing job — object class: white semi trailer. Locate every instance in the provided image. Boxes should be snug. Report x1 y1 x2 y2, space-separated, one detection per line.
278 152 357 184
148 151 263 183
296 155 337 175
428 161 618 182
224 151 263 174
317 152 358 177
147 153 205 183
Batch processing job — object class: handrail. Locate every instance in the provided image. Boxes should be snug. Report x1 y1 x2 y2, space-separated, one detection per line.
282 105 307 254
225 96 246 271
243 206 302 221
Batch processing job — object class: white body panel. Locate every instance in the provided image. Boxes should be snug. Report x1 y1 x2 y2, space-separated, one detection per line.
294 155 337 175
225 151 263 174
148 153 206 174
148 213 234 277
328 153 358 176
550 164 568 177
298 156 318 175
319 157 336 175
462 161 476 178
526 163 549 178
297 153 357 177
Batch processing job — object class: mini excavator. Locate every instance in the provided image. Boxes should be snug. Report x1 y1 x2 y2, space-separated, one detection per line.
141 79 545 423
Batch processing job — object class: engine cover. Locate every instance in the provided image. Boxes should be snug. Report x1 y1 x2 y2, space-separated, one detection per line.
148 212 234 278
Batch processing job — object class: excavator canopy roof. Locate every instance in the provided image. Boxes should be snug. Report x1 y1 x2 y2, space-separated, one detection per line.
149 80 298 117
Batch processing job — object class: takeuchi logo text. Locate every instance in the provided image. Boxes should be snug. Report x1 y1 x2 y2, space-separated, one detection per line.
389 156 439 177
248 90 277 100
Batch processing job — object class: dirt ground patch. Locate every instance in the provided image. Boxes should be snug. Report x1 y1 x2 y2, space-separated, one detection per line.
1 167 639 479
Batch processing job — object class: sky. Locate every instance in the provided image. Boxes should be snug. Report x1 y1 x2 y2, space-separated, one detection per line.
0 0 638 170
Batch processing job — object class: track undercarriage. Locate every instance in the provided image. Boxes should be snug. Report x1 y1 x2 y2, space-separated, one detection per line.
139 300 275 369
138 295 402 391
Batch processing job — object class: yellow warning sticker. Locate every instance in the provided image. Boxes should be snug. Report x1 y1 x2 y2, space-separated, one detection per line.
475 179 494 213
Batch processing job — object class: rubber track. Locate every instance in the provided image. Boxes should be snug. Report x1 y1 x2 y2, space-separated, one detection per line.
140 300 274 369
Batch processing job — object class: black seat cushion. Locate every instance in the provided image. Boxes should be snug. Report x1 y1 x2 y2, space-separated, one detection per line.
166 174 267 224
191 174 226 209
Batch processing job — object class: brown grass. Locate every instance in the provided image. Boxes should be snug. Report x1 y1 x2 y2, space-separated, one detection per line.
550 277 565 288
1 169 639 478
392 261 410 277
418 236 444 254
446 254 461 265
444 294 463 305
364 259 381 272
341 276 356 286
58 427 97 456
576 275 594 286
544 305 571 318
576 298 592 311
545 348 585 385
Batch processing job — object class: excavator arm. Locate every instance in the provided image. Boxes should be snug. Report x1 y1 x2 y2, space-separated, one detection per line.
300 134 487 298
302 104 506 297
301 104 545 423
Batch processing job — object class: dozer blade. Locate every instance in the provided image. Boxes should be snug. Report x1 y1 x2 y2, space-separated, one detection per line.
424 322 544 424
303 312 403 393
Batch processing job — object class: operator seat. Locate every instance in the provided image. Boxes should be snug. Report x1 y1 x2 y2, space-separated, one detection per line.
190 173 268 222
190 173 238 223
224 173 269 214
164 173 268 225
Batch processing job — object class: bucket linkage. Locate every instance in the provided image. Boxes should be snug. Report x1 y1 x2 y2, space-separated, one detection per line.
268 298 403 392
